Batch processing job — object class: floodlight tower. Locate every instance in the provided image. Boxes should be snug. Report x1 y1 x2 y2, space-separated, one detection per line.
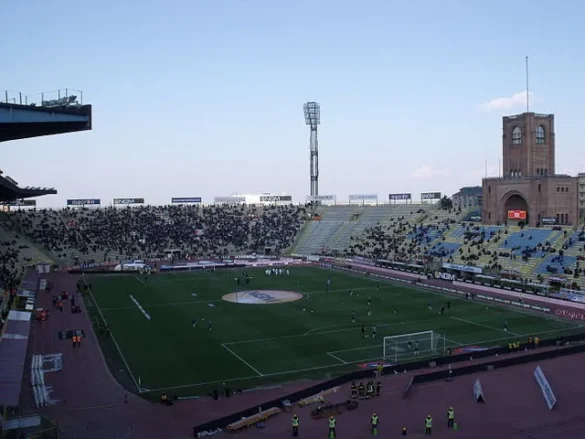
303 102 320 198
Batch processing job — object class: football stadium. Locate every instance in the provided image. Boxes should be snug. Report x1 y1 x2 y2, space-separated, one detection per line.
3 7 585 438
2 89 585 439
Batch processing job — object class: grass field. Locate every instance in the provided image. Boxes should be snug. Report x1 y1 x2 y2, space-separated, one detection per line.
86 266 583 397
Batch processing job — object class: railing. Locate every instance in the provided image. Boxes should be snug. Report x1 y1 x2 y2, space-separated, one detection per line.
2 89 84 108
484 174 572 182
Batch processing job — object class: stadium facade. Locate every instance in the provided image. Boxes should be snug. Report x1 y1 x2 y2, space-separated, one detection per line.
482 112 580 226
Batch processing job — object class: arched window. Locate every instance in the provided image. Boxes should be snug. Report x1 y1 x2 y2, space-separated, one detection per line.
536 125 545 144
512 127 522 145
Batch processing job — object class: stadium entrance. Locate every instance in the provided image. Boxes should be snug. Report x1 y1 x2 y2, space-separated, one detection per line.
502 192 529 225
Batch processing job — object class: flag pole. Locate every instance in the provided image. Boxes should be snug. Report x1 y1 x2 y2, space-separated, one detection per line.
525 56 530 112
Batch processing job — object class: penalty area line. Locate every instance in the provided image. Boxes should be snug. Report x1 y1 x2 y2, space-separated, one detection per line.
221 344 264 377
450 316 521 337
326 352 348 364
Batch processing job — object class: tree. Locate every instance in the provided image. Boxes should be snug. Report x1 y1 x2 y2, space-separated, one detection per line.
439 195 453 210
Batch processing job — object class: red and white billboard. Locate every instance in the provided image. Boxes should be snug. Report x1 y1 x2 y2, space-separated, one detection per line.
508 210 527 220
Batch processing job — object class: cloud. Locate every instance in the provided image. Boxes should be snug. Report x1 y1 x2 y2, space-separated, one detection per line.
479 91 539 112
464 165 500 180
560 158 585 176
411 166 449 180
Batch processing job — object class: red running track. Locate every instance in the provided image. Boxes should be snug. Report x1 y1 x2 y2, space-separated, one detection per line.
228 352 585 438
20 272 324 439
19 271 585 438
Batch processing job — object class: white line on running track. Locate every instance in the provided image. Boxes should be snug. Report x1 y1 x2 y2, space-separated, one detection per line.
326 352 348 364
450 316 521 336
221 344 264 376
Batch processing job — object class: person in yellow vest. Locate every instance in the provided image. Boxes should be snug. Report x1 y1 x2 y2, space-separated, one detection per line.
328 416 336 439
447 407 455 428
376 361 384 378
292 414 299 437
508 341 513 352
351 381 357 400
424 414 432 435
371 413 379 436
534 336 540 347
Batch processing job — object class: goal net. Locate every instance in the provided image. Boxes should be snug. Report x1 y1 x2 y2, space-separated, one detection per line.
383 330 442 362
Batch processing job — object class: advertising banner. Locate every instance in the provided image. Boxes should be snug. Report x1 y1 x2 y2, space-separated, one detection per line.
113 198 145 205
67 199 100 206
171 197 202 204
442 262 482 274
349 194 378 201
541 217 557 225
259 195 292 202
214 196 246 204
421 192 441 200
469 215 482 222
508 210 527 220
389 193 411 201
534 366 557 410
307 195 335 202
5 199 36 207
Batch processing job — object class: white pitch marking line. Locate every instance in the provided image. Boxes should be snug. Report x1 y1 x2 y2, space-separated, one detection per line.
450 316 521 337
134 275 145 284
221 344 264 377
137 325 579 394
129 295 151 321
326 352 348 364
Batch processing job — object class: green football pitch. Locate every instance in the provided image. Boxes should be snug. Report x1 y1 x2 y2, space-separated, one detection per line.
85 266 582 397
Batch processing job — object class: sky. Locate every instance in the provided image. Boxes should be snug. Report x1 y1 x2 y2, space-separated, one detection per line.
2 0 585 207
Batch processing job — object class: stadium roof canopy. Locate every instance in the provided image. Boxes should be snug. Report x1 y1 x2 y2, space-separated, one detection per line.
0 174 56 202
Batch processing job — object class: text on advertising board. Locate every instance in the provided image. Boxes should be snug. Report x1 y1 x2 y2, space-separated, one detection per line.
434 272 456 281
349 194 377 200
4 199 36 207
389 193 411 201
67 199 100 206
534 366 557 410
259 195 292 202
171 197 202 204
442 262 482 274
307 195 335 201
541 217 557 225
421 192 441 200
113 198 145 205
508 210 527 220
214 196 246 204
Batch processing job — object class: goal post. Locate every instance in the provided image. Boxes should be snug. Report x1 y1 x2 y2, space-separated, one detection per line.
383 330 443 362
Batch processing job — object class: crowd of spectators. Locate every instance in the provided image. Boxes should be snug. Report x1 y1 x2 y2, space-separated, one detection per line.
11 204 304 263
0 231 35 289
344 216 456 263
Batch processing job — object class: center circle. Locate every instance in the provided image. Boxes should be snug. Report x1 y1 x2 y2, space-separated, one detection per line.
222 290 303 305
